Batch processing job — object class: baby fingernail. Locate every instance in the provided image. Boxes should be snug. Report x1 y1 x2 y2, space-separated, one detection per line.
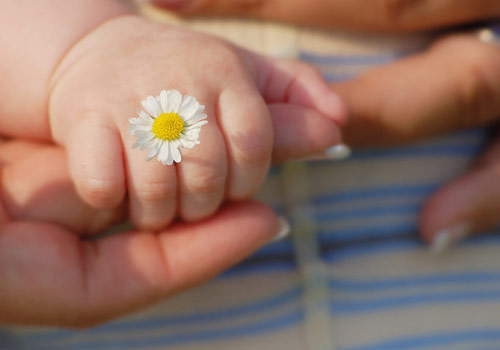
324 144 351 160
270 216 291 243
429 222 471 255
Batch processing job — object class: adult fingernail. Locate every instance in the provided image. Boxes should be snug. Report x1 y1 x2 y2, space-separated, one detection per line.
297 144 352 161
324 144 351 160
477 28 499 45
429 222 471 255
270 216 291 243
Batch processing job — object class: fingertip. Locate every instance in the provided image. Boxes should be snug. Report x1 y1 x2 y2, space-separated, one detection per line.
269 104 342 163
319 88 349 127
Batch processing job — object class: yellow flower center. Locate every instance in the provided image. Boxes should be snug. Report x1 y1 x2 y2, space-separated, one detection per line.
152 112 184 141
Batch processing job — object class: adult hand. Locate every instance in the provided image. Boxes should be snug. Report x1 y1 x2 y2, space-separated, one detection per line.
0 140 284 327
333 31 500 252
148 0 500 32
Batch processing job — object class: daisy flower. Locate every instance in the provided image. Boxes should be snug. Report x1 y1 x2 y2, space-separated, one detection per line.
128 89 208 165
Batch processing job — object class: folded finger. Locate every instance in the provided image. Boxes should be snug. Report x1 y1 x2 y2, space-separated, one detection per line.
176 101 228 222
218 82 273 200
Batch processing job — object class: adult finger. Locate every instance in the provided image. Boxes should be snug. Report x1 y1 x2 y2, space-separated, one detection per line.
0 201 284 327
332 32 500 147
420 135 500 254
148 0 500 32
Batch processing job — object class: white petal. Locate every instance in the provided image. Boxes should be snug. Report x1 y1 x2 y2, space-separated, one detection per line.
181 134 199 145
133 130 152 139
167 90 183 113
170 140 182 163
146 139 162 160
142 96 161 117
184 129 201 138
136 109 153 122
179 96 200 120
159 90 169 113
179 137 196 148
184 108 207 124
129 117 149 127
157 141 170 165
166 142 176 165
185 120 208 129
137 134 155 147
129 124 153 134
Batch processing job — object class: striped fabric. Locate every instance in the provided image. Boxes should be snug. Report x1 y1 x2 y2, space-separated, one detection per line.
2 12 500 350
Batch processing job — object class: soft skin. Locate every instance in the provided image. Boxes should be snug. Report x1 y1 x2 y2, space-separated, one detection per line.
49 16 347 230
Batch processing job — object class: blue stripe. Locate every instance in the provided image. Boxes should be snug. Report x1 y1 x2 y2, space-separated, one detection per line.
299 51 408 65
342 328 500 350
19 265 500 348
33 290 500 349
312 183 440 206
332 289 500 315
323 238 423 262
250 239 294 257
33 271 500 343
347 143 484 160
229 233 500 276
315 202 421 222
323 232 500 263
329 271 500 293
37 310 304 350
26 287 303 343
221 259 296 276
323 72 358 83
318 221 418 243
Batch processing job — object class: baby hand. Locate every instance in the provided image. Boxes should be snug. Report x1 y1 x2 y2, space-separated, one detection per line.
49 16 346 230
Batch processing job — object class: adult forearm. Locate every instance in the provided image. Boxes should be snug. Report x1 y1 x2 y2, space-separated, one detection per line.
0 0 132 140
